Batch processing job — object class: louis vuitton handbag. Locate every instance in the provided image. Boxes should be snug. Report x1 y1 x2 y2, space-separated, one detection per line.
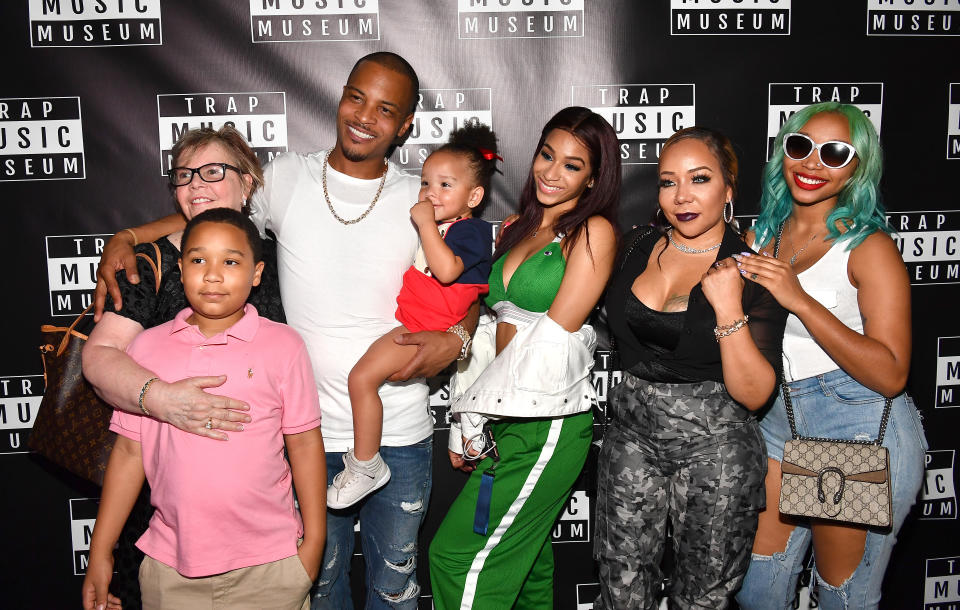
778 381 893 528
30 243 162 486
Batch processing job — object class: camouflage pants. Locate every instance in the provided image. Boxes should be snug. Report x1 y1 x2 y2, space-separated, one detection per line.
594 373 766 610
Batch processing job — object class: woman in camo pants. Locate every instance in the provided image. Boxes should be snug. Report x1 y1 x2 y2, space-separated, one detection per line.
595 127 787 609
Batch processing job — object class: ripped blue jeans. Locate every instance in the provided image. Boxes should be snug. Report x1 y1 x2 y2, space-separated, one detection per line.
736 369 927 610
311 436 432 609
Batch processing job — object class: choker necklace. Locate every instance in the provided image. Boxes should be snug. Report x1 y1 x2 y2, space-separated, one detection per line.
322 149 387 225
666 228 721 254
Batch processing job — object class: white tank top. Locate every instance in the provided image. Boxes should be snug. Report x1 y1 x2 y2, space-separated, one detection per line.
782 239 863 381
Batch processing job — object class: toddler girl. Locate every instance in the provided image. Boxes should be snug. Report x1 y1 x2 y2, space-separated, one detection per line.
327 123 500 508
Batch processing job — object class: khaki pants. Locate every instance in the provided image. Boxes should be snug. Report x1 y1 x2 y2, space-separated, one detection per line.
139 554 312 610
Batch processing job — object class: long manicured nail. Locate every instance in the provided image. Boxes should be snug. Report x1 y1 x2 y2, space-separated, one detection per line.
739 251 752 257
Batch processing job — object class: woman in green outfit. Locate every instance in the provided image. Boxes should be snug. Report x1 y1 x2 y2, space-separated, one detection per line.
428 106 621 609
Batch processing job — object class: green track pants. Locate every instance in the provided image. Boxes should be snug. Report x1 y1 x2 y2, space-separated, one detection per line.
429 411 592 609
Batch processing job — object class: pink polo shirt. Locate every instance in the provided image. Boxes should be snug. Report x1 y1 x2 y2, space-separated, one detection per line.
111 304 321 577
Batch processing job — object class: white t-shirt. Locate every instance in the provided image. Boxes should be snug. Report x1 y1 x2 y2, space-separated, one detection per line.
250 149 432 451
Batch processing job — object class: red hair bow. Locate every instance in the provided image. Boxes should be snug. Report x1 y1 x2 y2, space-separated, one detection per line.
478 148 503 162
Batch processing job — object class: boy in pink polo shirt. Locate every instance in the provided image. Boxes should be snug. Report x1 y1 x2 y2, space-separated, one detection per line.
83 208 325 610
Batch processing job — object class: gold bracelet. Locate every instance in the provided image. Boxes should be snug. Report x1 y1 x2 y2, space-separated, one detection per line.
713 315 750 341
138 377 158 416
122 227 139 246
446 324 472 361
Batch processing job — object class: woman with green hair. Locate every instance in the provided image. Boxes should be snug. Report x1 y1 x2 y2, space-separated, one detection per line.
735 102 927 609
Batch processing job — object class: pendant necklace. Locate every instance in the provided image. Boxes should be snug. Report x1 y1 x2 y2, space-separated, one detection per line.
322 149 387 225
666 228 721 254
779 221 818 266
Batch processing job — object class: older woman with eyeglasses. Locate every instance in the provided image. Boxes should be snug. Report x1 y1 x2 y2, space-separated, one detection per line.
735 103 927 610
81 126 285 609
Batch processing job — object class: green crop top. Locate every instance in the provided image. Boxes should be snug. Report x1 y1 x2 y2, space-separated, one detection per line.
485 237 566 313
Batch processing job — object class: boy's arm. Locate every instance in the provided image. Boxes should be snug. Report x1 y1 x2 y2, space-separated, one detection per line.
411 200 464 283
82 436 145 610
93 213 186 321
285 427 326 580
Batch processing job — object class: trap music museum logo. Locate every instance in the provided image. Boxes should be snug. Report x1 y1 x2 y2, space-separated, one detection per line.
921 450 957 520
458 0 585 39
925 556 960 610
157 92 288 173
0 97 85 182
46 234 109 317
250 0 379 42
867 0 960 36
70 498 100 575
553 490 590 543
29 0 162 47
936 336 960 408
949 83 959 159
0 375 43 455
767 83 883 159
396 88 493 172
572 83 695 164
671 0 791 35
891 211 960 285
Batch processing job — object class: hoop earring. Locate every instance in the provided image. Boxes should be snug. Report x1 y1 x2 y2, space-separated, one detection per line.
656 207 663 223
723 201 733 224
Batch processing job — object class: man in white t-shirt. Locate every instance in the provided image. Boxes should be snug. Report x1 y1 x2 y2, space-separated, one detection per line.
94 52 469 609
251 52 464 609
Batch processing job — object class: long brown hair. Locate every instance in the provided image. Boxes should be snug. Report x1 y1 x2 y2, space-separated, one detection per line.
494 106 621 261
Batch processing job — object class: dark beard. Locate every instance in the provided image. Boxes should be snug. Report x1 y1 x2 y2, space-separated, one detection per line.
340 143 371 163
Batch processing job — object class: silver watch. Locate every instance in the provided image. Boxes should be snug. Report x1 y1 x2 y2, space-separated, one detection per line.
446 324 472 361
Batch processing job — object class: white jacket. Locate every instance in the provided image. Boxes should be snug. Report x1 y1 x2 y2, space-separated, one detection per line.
447 310 598 453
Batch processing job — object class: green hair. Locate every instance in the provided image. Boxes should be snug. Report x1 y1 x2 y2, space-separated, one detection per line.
754 102 888 251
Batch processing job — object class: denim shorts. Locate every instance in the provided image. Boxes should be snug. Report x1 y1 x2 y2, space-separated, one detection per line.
760 368 927 462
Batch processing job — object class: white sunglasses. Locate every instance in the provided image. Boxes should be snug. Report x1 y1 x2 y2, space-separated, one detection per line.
782 133 858 169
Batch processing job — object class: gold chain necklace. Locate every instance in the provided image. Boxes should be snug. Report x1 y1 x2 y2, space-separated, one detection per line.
322 149 387 225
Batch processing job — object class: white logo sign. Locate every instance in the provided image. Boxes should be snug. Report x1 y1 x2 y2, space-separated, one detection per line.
0 375 43 455
29 0 162 47
1 97 85 181
949 84 959 159
156 92 288 174
573 84 696 165
935 336 960 407
671 0 791 35
70 498 100 575
396 88 494 172
458 0 585 39
767 83 883 159
890 211 960 286
867 0 959 36
553 490 591 543
922 450 958 520
925 556 960 609
250 0 380 42
46 234 108 317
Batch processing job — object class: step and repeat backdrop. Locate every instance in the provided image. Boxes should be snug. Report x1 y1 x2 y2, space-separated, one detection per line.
2 1 959 608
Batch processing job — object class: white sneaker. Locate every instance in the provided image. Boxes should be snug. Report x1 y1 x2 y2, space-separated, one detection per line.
327 450 391 509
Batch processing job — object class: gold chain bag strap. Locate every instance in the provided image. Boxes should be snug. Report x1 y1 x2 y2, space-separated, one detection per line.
778 383 893 527
30 242 162 486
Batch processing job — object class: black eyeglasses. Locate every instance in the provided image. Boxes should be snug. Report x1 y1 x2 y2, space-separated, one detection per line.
782 133 858 169
167 163 243 186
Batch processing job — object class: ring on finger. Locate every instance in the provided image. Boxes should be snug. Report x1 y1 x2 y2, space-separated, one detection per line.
715 261 724 269
751 272 758 280
205 418 213 430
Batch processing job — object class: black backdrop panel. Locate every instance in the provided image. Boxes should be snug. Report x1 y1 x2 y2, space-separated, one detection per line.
3 1 959 608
